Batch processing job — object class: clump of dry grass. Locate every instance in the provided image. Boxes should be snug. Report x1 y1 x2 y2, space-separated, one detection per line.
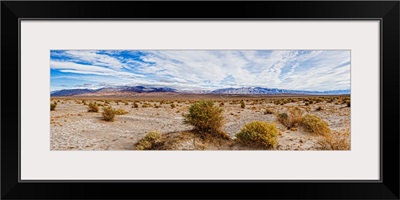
102 106 116 122
136 131 162 150
142 102 151 108
132 102 139 108
115 108 128 115
88 102 99 112
300 114 331 136
346 100 350 107
315 106 323 111
317 129 350 150
50 102 57 111
240 100 245 108
277 107 303 128
264 108 274 114
235 121 279 149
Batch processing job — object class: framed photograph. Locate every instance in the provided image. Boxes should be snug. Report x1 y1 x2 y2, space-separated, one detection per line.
2 1 399 199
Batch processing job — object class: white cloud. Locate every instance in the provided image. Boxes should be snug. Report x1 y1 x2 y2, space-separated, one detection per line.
51 50 350 91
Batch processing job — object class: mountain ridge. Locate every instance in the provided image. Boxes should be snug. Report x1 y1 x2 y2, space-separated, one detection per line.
51 86 350 96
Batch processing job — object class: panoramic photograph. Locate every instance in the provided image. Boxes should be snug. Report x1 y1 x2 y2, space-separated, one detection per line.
50 50 351 151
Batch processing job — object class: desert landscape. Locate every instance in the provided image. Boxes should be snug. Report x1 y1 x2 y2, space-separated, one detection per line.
50 94 350 150
50 49 351 150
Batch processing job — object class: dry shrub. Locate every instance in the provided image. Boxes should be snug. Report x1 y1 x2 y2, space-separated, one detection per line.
277 112 290 127
102 106 116 122
132 102 139 108
50 103 57 111
183 100 228 138
136 131 162 150
88 102 99 112
142 103 151 108
300 114 331 136
115 109 128 115
277 107 303 128
317 129 350 150
264 108 274 114
346 100 350 107
235 121 278 149
240 100 245 108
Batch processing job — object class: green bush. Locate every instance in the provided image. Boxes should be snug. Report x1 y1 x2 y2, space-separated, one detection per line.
136 131 162 150
235 121 279 149
301 114 331 136
50 103 57 111
88 102 99 112
183 100 227 138
102 106 116 122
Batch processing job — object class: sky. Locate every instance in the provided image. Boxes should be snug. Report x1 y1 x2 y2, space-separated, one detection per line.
50 50 350 92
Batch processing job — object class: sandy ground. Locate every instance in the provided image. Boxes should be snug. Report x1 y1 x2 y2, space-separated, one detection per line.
50 98 350 150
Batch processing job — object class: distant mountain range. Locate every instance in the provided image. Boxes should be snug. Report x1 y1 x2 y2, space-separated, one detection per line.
50 86 350 97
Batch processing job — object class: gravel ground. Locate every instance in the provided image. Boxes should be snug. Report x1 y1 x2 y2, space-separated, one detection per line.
50 99 350 150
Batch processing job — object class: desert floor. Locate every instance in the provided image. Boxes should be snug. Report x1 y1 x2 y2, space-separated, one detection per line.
50 96 350 150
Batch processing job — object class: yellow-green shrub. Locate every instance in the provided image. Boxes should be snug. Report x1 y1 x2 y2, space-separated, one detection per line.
136 131 162 150
115 109 128 115
50 103 57 111
102 106 116 121
301 114 331 136
235 121 279 149
183 100 226 138
88 102 99 112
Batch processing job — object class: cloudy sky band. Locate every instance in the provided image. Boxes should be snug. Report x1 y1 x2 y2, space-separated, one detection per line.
50 50 351 92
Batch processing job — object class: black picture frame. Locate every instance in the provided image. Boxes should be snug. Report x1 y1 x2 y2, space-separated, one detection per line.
2 1 399 199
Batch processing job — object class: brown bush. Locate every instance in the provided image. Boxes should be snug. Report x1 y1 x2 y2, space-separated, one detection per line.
317 129 350 150
102 106 116 122
277 107 303 128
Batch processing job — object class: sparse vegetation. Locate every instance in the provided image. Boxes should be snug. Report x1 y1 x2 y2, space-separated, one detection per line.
102 106 116 122
300 114 331 136
51 95 349 151
235 121 279 149
346 100 350 107
88 102 99 112
136 131 162 150
50 102 57 111
317 129 350 150
115 108 128 115
264 108 274 114
183 100 228 138
277 107 303 128
240 100 245 109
